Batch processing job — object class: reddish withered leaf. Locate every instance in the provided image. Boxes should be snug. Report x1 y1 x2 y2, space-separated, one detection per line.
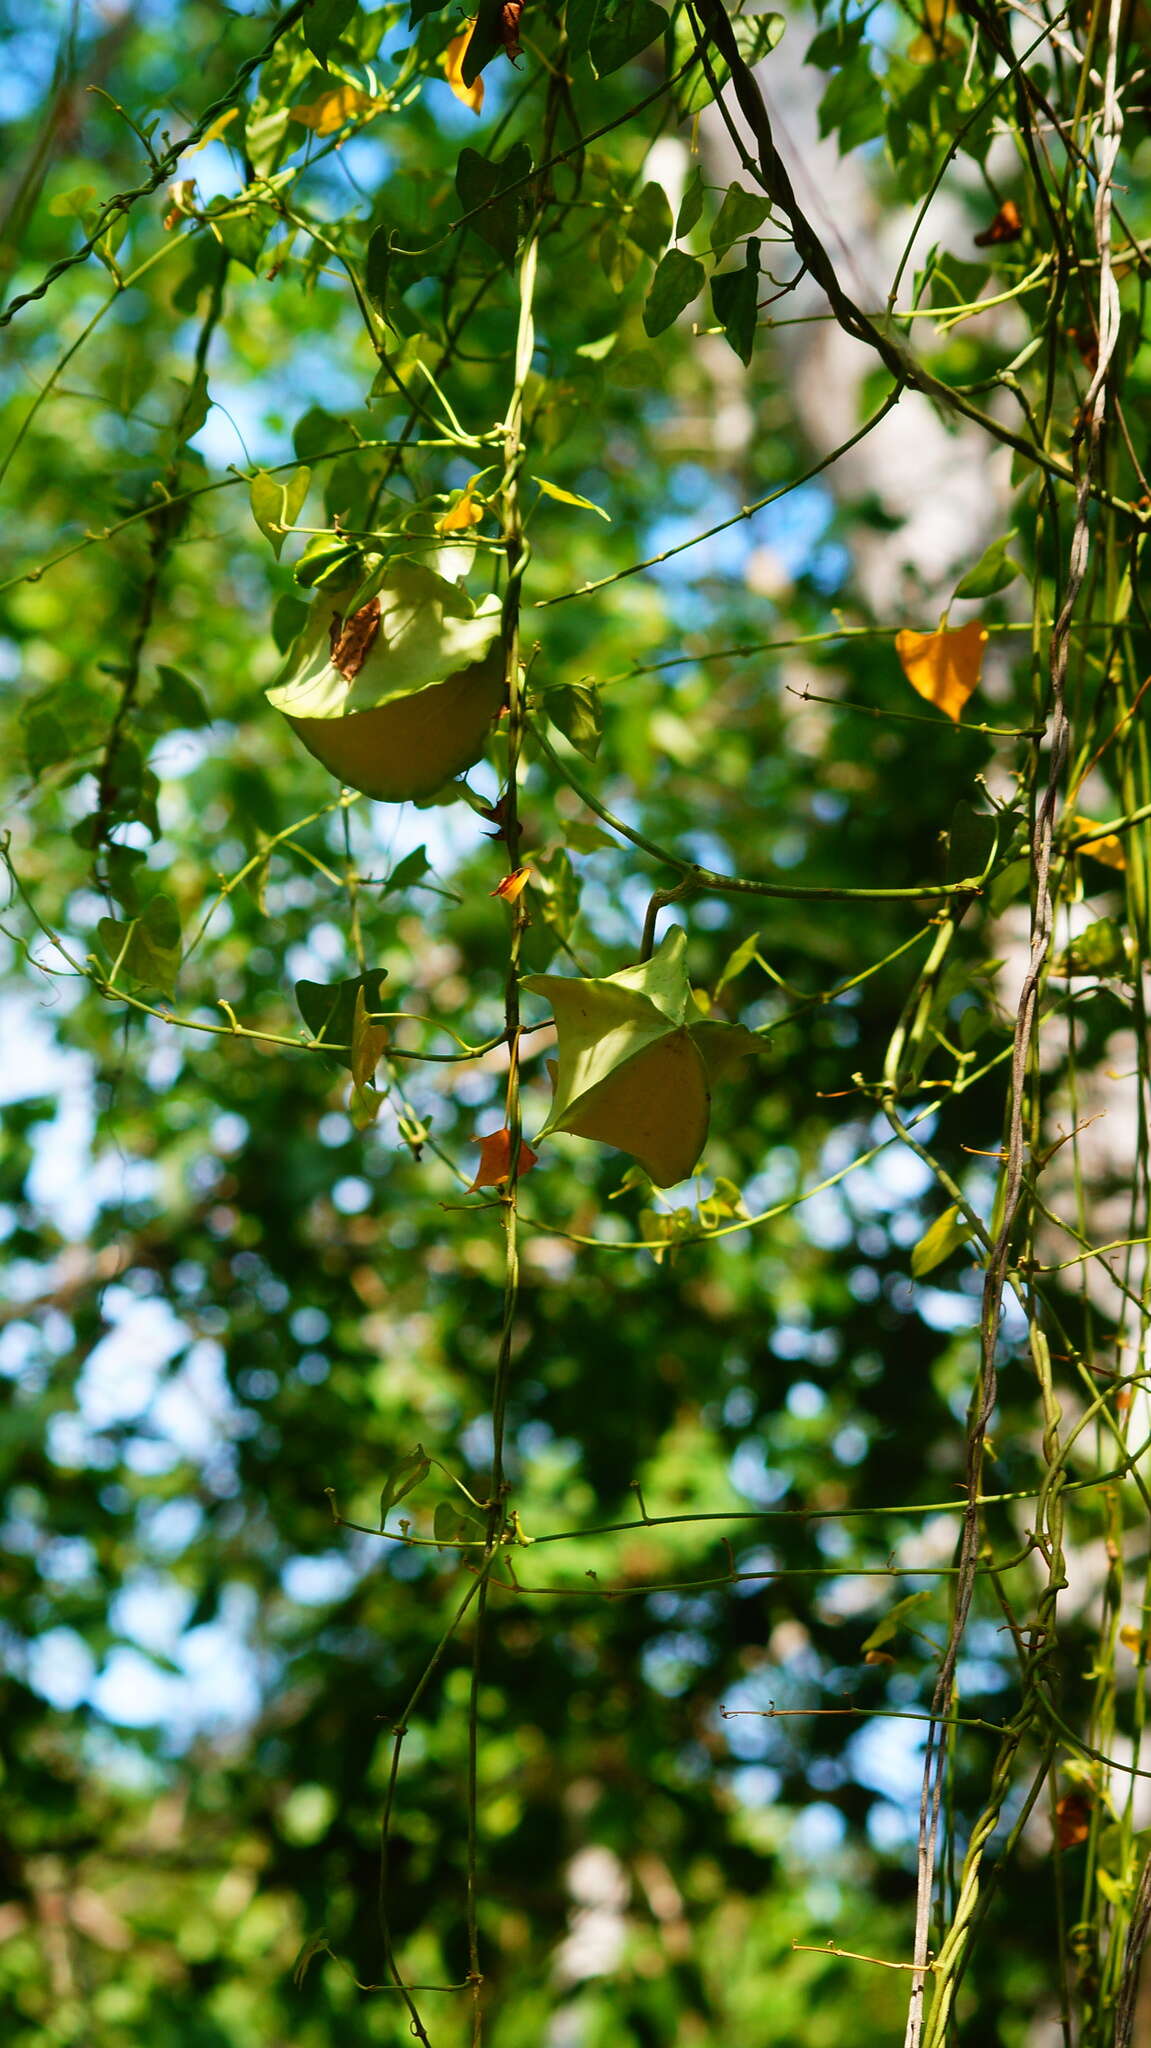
500 0 525 61
1054 1792 1091 1849
974 198 1022 247
329 596 382 681
470 1126 539 1189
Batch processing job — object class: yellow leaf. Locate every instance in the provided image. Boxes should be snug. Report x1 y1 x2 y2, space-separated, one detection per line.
350 986 388 1090
895 620 987 722
1074 816 1127 871
1119 1624 1145 1655
191 107 240 152
491 866 532 902
436 479 485 533
444 27 485 112
290 85 386 135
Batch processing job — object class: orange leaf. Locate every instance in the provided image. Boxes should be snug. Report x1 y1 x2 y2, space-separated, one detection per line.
863 1649 896 1667
974 198 1023 247
1054 1792 1091 1849
895 620 987 722
469 1126 539 1189
290 85 386 135
491 866 532 902
436 478 485 534
1074 816 1127 871
444 27 485 112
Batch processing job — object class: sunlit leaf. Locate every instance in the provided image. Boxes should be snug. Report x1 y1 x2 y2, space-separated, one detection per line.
895 620 987 721
1053 917 1129 978
249 465 311 558
190 108 240 152
910 1204 974 1278
1074 817 1127 871
436 477 486 532
491 866 532 902
289 85 387 134
351 985 388 1089
267 563 505 801
523 927 758 1187
444 25 485 110
533 476 611 521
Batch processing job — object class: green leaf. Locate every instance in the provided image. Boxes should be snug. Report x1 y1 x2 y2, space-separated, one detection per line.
461 0 511 84
295 970 389 1070
953 533 1022 601
947 800 998 884
989 857 1029 917
532 476 611 522
98 894 182 998
293 533 363 588
291 1931 333 1989
643 249 705 336
208 203 268 273
591 0 667 77
600 227 640 295
711 238 761 365
575 331 618 361
272 593 310 653
153 665 211 730
456 142 533 268
364 224 394 320
715 930 760 995
382 845 432 893
272 562 507 802
1054 917 1129 978
563 818 615 854
540 682 602 759
379 1445 431 1529
249 465 311 558
734 10 785 64
271 561 503 715
710 183 771 261
627 180 673 260
676 166 704 237
522 929 757 1187
910 1204 973 1278
433 1498 485 1549
303 0 357 64
861 1590 932 1654
535 847 581 945
293 405 350 461
21 699 74 777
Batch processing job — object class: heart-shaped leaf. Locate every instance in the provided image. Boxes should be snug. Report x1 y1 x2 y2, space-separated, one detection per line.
523 927 759 1186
